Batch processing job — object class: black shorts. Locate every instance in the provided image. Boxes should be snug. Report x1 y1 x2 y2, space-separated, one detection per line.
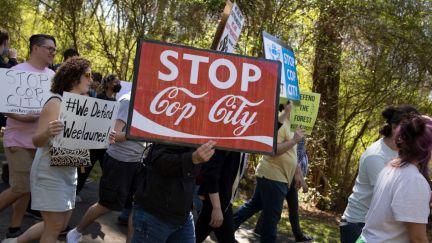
98 154 142 211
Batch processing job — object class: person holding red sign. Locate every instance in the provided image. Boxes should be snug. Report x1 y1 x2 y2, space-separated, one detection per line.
132 141 216 243
233 101 305 243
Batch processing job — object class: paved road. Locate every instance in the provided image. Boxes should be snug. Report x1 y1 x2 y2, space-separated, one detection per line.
0 160 294 243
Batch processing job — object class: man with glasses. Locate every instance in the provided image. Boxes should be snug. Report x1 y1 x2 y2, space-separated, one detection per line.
0 34 56 239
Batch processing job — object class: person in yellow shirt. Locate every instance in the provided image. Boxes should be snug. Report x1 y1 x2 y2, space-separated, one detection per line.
233 101 304 243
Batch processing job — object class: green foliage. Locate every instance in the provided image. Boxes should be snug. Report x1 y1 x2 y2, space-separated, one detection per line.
2 0 432 212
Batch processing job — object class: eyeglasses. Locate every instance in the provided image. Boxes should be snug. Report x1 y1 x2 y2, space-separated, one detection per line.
84 72 92 79
39 45 57 54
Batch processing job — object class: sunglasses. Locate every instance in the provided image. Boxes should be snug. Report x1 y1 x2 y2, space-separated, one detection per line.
84 72 92 79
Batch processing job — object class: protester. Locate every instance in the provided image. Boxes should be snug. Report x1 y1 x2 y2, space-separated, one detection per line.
97 74 121 101
340 105 419 243
358 114 432 243
0 34 55 239
132 141 216 243
67 92 144 243
0 28 18 179
2 56 104 243
51 48 79 71
254 137 313 242
233 101 304 243
87 72 102 97
195 151 241 243
0 29 18 68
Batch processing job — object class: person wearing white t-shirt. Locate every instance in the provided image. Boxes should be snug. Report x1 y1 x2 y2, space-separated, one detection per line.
358 115 432 243
340 105 419 243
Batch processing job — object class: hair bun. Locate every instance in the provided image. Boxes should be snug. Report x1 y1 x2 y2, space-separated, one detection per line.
382 106 396 121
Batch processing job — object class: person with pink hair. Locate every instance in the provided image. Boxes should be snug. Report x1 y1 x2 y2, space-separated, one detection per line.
358 114 432 243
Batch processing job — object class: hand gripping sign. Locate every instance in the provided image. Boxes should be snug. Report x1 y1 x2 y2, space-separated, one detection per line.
127 40 281 155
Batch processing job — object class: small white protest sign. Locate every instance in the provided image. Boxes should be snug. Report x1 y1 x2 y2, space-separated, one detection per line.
215 2 245 53
0 68 53 114
53 92 119 149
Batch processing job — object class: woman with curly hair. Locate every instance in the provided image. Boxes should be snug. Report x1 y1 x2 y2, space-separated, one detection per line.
358 114 432 243
3 57 95 243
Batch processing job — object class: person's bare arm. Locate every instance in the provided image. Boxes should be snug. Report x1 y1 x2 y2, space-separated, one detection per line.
208 193 223 228
32 100 62 147
406 222 429 243
275 127 304 156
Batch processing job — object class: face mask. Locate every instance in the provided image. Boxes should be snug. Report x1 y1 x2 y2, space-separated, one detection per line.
113 84 122 93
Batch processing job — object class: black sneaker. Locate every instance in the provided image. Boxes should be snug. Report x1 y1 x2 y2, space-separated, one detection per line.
6 229 23 238
295 234 314 242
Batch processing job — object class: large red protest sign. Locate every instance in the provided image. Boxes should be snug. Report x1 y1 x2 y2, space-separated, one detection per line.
127 40 281 154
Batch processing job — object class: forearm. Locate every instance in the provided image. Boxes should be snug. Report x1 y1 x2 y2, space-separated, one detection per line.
296 163 303 177
209 193 222 210
275 138 298 156
32 129 50 147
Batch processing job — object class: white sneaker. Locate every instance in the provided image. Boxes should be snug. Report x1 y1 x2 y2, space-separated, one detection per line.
2 238 18 243
66 228 82 243
75 195 82 203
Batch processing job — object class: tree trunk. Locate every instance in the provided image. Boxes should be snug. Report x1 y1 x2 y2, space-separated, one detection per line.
311 2 345 197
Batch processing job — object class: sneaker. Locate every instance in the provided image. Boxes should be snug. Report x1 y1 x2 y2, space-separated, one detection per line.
5 229 23 238
75 195 82 203
1 238 18 243
66 228 82 243
295 234 314 242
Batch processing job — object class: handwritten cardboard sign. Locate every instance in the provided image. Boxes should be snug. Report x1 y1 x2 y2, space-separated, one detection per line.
0 68 53 114
289 91 321 135
262 31 301 103
53 92 119 149
212 1 245 53
127 40 281 154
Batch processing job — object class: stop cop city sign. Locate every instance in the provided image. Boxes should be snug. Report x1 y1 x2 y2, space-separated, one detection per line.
127 40 281 155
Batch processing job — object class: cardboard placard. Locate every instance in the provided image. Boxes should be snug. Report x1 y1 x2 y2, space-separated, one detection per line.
211 1 245 53
127 40 281 154
53 92 119 149
262 31 301 103
0 68 53 114
289 91 321 135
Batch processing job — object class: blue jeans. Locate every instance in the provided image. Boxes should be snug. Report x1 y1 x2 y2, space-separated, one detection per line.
339 219 365 243
132 206 195 243
234 177 288 243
